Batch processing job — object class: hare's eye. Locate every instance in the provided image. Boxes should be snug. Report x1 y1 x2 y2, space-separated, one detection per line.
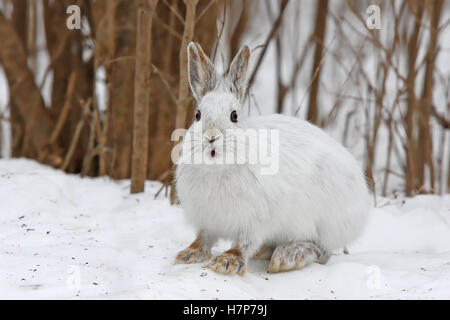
230 110 238 123
195 110 201 122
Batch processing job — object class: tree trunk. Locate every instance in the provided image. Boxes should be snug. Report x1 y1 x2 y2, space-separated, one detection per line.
0 12 59 165
104 0 138 179
131 0 158 194
175 0 199 131
416 0 443 193
307 0 328 125
404 0 424 196
9 0 28 157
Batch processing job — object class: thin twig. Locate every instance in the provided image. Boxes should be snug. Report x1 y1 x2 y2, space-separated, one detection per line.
61 98 92 171
161 0 184 25
195 0 217 24
294 35 336 116
246 0 290 95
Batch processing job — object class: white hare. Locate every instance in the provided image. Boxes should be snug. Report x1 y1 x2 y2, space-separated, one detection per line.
175 42 370 275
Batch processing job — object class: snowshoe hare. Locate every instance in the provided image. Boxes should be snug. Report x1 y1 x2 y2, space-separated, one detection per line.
175 42 370 275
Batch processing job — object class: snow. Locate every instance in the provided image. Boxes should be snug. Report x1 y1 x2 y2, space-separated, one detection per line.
0 159 449 300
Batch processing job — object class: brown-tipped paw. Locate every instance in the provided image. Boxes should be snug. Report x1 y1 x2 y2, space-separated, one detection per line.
206 250 246 275
268 246 296 273
175 248 210 264
268 242 328 273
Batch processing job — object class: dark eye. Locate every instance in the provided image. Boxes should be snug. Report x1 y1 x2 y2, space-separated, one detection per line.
195 110 201 122
230 110 238 123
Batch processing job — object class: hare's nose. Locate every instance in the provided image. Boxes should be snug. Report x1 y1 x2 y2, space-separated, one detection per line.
204 128 222 144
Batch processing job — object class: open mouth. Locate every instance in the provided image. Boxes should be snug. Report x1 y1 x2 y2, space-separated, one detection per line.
210 149 216 158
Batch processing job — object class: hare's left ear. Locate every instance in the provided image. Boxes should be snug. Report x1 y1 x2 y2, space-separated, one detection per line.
228 45 250 102
187 42 218 102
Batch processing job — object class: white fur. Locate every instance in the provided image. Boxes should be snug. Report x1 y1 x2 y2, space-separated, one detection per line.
176 43 370 259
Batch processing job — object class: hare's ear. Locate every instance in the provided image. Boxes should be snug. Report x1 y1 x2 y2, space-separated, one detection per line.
187 42 217 102
228 45 250 102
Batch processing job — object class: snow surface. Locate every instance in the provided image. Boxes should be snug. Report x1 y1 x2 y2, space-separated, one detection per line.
0 159 449 300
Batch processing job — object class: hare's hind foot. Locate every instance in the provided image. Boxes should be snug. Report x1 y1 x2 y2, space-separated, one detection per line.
268 241 330 273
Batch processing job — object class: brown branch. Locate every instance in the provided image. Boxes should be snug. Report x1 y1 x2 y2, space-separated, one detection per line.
306 0 329 124
0 11 57 163
154 14 183 40
294 35 336 116
175 0 199 130
211 0 227 62
61 99 92 171
152 64 178 106
81 107 98 177
161 0 185 25
246 0 289 95
431 106 450 129
131 0 159 194
37 72 78 163
195 0 217 25
49 72 78 145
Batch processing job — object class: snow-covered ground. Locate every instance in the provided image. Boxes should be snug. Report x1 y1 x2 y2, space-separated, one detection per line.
0 159 449 300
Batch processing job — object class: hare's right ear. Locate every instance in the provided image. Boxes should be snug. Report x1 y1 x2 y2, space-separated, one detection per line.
187 42 217 102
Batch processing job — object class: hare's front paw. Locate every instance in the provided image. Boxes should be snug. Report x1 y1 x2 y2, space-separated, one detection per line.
206 249 246 275
175 248 210 264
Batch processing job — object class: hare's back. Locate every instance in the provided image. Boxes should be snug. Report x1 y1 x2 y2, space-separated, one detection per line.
250 114 366 189
249 114 349 159
248 114 370 250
